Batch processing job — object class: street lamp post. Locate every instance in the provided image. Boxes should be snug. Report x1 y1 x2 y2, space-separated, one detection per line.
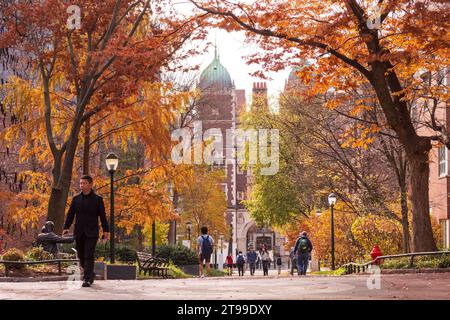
152 220 156 256
105 153 119 264
186 221 192 248
220 234 224 255
328 193 337 270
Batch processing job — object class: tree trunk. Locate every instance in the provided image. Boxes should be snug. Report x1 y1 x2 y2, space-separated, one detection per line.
46 131 81 234
83 118 90 175
408 144 437 252
400 186 410 253
137 225 144 252
46 186 71 234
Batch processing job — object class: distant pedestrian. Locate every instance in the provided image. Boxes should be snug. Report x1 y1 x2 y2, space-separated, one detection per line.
197 227 214 278
293 231 313 275
276 255 282 275
247 248 257 276
226 254 233 276
236 251 245 276
260 247 271 276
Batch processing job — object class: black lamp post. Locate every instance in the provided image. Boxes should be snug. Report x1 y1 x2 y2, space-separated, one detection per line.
186 221 192 245
220 234 224 255
152 220 156 256
105 152 119 264
328 193 337 270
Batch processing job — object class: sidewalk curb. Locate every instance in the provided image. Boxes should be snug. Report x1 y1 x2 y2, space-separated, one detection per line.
0 276 69 282
381 268 450 274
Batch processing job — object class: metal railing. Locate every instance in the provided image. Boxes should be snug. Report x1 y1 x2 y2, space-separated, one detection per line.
342 251 450 274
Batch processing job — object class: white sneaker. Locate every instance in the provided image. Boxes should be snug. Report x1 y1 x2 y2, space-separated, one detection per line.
200 274 205 278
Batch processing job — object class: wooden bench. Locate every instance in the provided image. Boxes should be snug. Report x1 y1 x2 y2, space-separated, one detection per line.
0 259 79 277
136 252 170 278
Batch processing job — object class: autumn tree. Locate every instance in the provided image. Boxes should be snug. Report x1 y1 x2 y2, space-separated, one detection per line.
0 0 204 233
190 0 449 251
177 166 228 245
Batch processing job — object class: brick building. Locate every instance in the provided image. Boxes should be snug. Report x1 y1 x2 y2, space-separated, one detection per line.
197 48 286 261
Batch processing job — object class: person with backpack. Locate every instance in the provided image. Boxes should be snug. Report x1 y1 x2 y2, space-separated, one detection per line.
226 254 234 276
276 255 283 275
246 247 257 276
236 251 246 276
260 246 271 276
293 231 313 275
197 226 214 278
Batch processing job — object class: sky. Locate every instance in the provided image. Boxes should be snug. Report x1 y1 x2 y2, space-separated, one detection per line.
189 28 291 108
170 1 292 108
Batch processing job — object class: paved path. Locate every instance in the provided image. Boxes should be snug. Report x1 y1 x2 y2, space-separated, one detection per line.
1 272 450 300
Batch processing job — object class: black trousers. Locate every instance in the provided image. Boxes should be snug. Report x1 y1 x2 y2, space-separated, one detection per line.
75 234 98 281
262 261 269 276
249 263 256 275
237 264 244 276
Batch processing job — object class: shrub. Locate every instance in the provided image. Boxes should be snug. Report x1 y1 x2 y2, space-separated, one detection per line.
1 248 25 269
26 246 53 261
116 246 136 263
438 255 450 268
381 257 410 269
1 248 25 261
156 245 198 266
94 243 136 263
95 242 110 260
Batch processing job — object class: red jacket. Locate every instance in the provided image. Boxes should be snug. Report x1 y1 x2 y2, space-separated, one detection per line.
226 256 233 265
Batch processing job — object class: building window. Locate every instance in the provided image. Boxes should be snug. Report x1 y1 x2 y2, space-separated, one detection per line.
438 146 448 177
221 183 228 199
237 191 245 201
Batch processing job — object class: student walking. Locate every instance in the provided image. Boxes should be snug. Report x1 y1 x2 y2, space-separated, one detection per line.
63 175 110 288
276 255 283 275
226 254 234 276
197 227 214 278
236 251 246 276
247 248 257 276
260 246 271 276
293 231 313 275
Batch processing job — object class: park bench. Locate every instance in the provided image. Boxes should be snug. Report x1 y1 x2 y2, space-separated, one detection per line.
136 251 171 278
0 258 79 277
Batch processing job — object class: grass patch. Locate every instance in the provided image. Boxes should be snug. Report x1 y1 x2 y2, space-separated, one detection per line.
310 267 347 276
206 268 228 277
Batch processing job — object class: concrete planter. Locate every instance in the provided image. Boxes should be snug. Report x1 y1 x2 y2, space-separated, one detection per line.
106 264 137 280
179 264 200 276
94 262 106 280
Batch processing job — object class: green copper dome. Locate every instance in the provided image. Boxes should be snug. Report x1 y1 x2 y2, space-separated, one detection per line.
199 48 233 90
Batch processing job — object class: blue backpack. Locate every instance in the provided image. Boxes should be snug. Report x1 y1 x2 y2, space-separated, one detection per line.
237 255 245 265
201 235 213 255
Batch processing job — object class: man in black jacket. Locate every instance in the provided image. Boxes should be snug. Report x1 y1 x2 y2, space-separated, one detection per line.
63 175 109 287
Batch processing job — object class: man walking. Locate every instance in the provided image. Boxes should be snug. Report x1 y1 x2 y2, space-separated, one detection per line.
197 227 214 278
293 231 313 275
63 175 109 287
236 251 245 276
247 247 257 276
